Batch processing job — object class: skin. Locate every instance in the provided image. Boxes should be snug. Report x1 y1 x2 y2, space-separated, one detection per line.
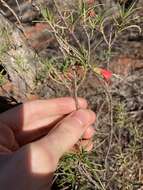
0 97 96 190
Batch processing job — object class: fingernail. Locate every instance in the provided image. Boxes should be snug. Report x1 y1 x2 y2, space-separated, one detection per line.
71 109 95 126
83 126 95 139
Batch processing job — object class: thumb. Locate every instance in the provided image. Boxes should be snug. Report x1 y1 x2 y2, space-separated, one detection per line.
43 109 95 159
31 109 95 173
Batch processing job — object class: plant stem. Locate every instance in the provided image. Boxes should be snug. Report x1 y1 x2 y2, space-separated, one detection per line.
73 69 79 110
53 0 83 53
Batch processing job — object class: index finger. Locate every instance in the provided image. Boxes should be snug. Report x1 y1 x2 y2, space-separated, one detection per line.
27 97 87 116
0 97 88 130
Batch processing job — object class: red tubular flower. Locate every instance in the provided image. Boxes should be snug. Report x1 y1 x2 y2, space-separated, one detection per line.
88 9 96 17
100 69 112 81
87 0 95 4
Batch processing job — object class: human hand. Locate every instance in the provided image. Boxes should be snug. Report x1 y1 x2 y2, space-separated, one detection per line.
0 97 95 190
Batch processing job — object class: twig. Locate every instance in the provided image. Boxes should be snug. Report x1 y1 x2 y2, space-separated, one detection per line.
0 0 21 27
0 0 27 38
73 69 79 110
78 162 106 190
53 0 83 53
15 0 21 16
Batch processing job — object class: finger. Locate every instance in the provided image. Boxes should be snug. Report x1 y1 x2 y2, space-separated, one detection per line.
17 116 95 146
0 121 19 152
0 97 87 131
16 115 64 146
32 97 87 116
34 109 96 165
82 126 95 140
18 116 95 147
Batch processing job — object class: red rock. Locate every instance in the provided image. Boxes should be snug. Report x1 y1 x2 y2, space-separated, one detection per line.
109 56 143 76
109 56 135 76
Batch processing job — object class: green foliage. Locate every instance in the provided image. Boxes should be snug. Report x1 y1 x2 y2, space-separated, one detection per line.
38 0 141 85
55 151 105 189
15 55 24 66
0 44 9 60
15 55 29 72
41 7 54 22
114 103 127 128
0 69 6 86
114 2 141 33
0 27 11 60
